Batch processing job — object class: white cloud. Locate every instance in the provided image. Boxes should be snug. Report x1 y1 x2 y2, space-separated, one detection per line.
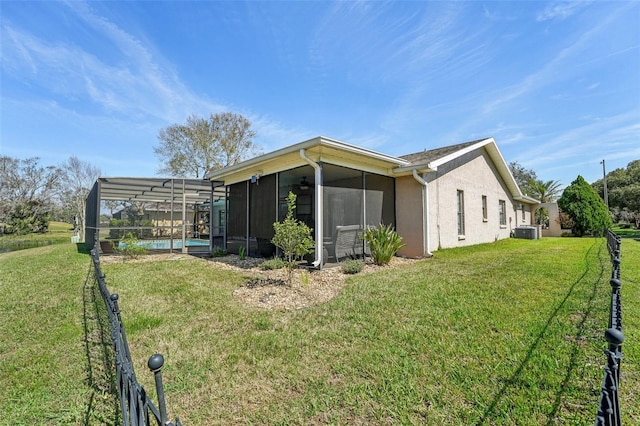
515 112 640 169
536 1 592 22
2 1 311 157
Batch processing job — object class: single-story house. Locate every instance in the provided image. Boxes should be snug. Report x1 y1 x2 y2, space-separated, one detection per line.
205 136 540 267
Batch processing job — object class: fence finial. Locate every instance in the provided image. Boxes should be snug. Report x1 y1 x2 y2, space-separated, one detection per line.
605 328 624 347
149 354 169 424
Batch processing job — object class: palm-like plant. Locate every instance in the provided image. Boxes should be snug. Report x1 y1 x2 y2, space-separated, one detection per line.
362 224 406 266
528 179 563 203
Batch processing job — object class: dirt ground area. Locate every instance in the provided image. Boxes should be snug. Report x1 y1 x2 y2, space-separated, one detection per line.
99 252 421 310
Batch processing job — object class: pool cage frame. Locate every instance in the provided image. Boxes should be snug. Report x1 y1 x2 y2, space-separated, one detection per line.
85 177 226 254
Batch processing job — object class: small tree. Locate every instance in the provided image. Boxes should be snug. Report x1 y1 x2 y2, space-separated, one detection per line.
558 175 611 237
271 192 314 285
117 232 150 260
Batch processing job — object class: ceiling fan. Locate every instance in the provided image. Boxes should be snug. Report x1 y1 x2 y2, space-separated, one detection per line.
299 177 310 191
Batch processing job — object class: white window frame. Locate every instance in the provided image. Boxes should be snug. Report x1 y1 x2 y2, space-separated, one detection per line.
499 200 506 227
457 190 465 236
482 195 488 222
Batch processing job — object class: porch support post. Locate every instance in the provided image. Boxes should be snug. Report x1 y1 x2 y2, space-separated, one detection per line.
300 149 323 268
181 180 187 254
412 170 432 257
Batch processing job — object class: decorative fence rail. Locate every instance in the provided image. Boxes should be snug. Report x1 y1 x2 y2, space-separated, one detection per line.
595 230 624 426
91 240 182 426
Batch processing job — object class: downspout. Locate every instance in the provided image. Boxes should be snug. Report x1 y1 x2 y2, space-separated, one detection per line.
300 149 323 268
412 170 433 257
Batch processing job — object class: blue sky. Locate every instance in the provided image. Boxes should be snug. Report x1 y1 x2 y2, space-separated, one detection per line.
1 1 638 187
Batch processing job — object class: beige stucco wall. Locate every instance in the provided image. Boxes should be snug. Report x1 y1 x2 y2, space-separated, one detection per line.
425 148 520 250
537 202 562 237
395 175 426 258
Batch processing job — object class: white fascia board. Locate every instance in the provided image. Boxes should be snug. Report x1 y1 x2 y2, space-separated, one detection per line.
514 195 541 204
205 137 323 180
481 140 524 199
393 138 496 175
205 136 409 182
317 136 410 166
428 137 494 170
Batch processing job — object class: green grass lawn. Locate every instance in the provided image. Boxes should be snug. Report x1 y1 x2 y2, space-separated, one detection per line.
1 237 638 425
0 221 74 252
611 225 640 239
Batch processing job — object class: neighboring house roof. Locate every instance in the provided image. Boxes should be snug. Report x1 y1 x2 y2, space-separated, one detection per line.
205 135 540 204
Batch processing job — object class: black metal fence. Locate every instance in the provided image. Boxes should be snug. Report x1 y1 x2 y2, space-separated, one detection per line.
90 240 182 426
595 230 624 425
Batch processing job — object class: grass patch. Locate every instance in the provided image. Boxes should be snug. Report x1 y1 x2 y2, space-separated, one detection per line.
611 225 640 239
1 237 639 424
0 221 74 252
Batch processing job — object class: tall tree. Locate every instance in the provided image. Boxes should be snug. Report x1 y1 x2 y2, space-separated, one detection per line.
558 175 611 237
154 112 258 178
528 179 563 203
58 156 101 242
509 161 537 195
0 156 61 234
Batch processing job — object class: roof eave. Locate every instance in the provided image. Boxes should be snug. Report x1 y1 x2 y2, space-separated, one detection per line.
205 136 410 182
514 195 541 204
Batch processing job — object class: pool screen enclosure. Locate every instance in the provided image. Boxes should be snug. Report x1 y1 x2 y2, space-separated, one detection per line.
85 177 224 254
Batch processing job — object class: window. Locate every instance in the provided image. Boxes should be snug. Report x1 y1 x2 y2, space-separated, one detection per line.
499 200 506 226
521 203 526 222
482 195 488 221
457 190 465 235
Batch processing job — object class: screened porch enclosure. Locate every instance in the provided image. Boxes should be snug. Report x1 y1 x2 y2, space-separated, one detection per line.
225 163 395 264
85 177 223 254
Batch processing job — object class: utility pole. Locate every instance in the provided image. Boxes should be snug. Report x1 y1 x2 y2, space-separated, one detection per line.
601 159 609 209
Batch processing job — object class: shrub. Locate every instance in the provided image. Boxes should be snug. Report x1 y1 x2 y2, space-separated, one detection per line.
558 175 611 237
211 246 228 257
362 224 406 266
260 257 286 270
341 259 364 274
238 245 247 260
272 192 314 285
117 232 150 259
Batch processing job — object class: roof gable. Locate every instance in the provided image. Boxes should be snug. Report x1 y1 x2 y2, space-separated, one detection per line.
395 137 538 204
204 135 539 204
399 138 487 167
205 136 410 185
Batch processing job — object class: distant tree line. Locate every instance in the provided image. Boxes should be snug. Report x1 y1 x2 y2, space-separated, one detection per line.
517 158 638 236
1 111 257 240
591 160 640 228
0 156 100 239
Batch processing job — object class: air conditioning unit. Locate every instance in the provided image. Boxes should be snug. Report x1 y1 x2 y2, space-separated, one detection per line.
514 226 537 240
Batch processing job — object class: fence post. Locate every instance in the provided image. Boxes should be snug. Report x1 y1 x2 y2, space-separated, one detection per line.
148 354 169 425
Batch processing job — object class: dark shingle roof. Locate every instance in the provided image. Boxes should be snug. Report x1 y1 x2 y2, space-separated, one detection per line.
399 138 490 167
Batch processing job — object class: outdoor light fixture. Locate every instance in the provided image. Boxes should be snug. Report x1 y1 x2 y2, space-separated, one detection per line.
251 171 263 184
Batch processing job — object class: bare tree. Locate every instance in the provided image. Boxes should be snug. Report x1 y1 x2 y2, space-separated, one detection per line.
154 112 258 178
58 156 101 242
